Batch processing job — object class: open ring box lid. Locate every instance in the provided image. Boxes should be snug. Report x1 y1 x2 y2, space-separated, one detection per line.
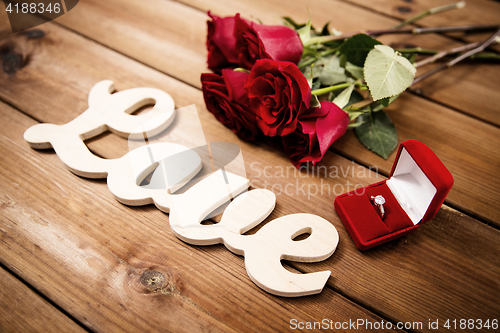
334 140 453 250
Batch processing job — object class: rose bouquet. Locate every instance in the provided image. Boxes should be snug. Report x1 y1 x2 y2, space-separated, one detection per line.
201 4 499 167
202 12 348 168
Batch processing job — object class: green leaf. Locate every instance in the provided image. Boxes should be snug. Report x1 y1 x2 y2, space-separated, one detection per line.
310 93 321 108
379 94 400 108
355 110 398 159
282 17 305 30
304 64 314 88
301 47 321 58
345 62 364 80
348 121 365 129
297 18 312 45
301 62 322 82
337 89 364 108
371 102 385 112
347 111 364 122
332 84 355 109
339 34 382 67
380 97 391 108
319 55 348 86
320 22 330 36
339 53 347 67
311 81 321 91
402 52 418 64
364 45 416 101
345 90 364 107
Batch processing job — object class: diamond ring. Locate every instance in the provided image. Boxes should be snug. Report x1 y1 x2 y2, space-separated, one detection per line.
370 195 386 220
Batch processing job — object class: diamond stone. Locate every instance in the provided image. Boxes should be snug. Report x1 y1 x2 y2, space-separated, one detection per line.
374 195 385 205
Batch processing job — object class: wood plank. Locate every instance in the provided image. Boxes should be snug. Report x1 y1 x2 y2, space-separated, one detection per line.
0 101 395 332
0 30 400 333
0 18 498 330
54 0 208 88
0 266 87 333
50 0 500 126
43 0 500 224
342 0 500 52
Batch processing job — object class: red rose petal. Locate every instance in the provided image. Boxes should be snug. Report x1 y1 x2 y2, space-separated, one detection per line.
221 69 249 104
252 24 303 65
316 101 349 156
245 59 311 137
206 12 239 70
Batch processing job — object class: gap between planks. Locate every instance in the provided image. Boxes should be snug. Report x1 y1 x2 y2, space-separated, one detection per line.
5 98 409 330
0 261 92 333
0 101 406 332
1 14 498 324
38 14 498 227
47 0 500 127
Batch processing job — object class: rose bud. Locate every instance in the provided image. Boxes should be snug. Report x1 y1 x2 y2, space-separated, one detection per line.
234 14 303 69
206 12 240 71
282 101 349 168
201 69 259 141
245 59 311 137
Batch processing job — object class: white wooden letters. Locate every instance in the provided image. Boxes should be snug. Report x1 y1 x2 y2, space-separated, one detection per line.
24 80 339 297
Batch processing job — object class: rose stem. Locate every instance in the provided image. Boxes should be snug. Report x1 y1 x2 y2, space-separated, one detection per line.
396 47 500 61
311 82 353 96
304 24 498 46
414 41 480 67
395 47 438 55
298 48 338 68
305 1 466 46
392 1 466 30
369 24 500 37
468 52 500 61
412 29 500 85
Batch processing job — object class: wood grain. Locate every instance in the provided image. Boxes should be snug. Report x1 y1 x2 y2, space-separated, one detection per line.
0 20 401 333
0 101 394 332
342 0 500 52
51 0 500 126
22 83 338 298
0 266 87 333
11 0 500 224
0 17 498 331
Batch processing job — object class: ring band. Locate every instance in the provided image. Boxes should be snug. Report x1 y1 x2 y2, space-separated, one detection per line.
370 195 386 220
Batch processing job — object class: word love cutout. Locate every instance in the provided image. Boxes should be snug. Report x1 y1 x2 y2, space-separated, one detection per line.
24 80 339 297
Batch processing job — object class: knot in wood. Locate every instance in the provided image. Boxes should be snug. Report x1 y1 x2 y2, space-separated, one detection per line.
2 52 22 74
140 271 166 290
397 6 412 13
24 29 45 40
0 43 23 74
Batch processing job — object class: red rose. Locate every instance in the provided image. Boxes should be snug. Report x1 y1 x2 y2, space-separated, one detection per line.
234 14 303 69
245 59 311 137
206 12 240 71
282 101 349 168
201 69 259 141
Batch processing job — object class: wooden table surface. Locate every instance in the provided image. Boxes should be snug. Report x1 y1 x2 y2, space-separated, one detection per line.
1 0 499 332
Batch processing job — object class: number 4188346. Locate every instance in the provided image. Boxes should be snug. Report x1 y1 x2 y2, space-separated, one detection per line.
5 2 61 14
444 319 498 330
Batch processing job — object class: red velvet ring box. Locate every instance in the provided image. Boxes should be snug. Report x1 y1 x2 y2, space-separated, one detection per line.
334 140 453 250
